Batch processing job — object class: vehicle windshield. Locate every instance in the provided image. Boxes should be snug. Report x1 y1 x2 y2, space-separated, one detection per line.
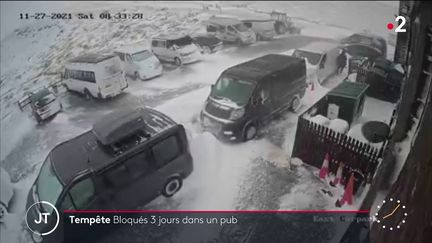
104 57 123 76
234 23 249 32
132 50 153 62
36 156 63 213
169 36 193 48
293 50 322 66
35 94 56 108
211 75 255 106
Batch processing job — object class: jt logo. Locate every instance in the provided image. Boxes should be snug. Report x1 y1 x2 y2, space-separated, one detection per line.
35 212 50 224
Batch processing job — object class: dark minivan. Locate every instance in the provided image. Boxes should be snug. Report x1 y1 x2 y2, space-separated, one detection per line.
200 54 307 141
26 107 193 243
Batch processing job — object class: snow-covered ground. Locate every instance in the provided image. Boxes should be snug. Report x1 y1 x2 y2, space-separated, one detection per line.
1 1 399 243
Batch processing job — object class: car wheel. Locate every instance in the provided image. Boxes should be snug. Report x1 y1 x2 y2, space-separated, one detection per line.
243 123 257 141
0 203 7 222
84 89 93 100
174 57 182 66
162 177 183 197
291 95 301 112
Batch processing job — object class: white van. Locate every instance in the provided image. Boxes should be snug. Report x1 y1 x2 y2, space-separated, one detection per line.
114 46 162 80
242 19 276 40
206 16 256 45
292 42 341 84
64 53 128 99
151 35 201 66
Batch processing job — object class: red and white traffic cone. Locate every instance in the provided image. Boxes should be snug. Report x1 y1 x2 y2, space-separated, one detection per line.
335 173 354 207
330 162 344 187
319 153 330 179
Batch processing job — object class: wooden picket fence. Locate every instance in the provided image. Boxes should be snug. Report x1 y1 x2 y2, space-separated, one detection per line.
292 115 384 183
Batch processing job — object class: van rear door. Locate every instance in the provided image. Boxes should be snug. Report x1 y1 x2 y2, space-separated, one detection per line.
98 57 125 97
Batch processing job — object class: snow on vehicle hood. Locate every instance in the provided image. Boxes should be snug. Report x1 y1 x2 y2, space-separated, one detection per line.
136 55 160 68
210 96 242 109
0 168 14 207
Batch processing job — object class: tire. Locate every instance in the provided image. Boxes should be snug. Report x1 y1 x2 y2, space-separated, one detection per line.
84 89 93 100
162 177 183 197
243 122 257 141
174 57 182 66
291 96 301 112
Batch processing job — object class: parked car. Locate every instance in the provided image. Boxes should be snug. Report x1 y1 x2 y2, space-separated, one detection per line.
200 54 307 141
242 19 277 40
191 34 224 54
292 41 341 84
356 56 404 103
205 16 257 45
151 35 202 66
25 107 193 243
340 33 387 58
0 168 14 224
114 45 162 80
18 88 62 123
63 53 128 99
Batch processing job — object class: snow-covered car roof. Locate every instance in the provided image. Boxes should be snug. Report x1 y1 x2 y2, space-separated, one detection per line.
0 167 13 208
297 41 340 53
115 45 151 55
50 107 177 185
92 107 177 146
206 16 242 26
68 53 118 64
153 34 191 41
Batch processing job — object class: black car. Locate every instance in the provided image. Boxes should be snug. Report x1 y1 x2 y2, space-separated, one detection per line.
192 34 223 54
25 107 193 243
341 33 387 58
356 57 404 103
201 54 307 142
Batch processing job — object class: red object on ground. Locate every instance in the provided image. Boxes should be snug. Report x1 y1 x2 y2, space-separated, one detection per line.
333 162 344 186
319 153 330 179
340 173 354 206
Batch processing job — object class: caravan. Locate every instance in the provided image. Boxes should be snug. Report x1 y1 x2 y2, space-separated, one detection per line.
64 53 128 99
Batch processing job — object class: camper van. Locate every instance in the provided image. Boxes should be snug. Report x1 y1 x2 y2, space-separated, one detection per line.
151 35 202 66
201 54 307 141
114 46 162 80
64 53 128 99
25 107 193 243
292 41 341 84
206 16 256 45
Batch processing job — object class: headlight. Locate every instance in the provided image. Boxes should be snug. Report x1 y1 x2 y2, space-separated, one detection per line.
230 108 245 120
32 231 43 243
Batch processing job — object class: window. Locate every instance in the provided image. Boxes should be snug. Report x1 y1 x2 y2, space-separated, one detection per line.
207 25 217 32
125 151 151 179
104 164 130 188
65 69 96 83
60 194 75 210
227 26 235 32
151 40 158 47
152 136 181 167
69 178 95 209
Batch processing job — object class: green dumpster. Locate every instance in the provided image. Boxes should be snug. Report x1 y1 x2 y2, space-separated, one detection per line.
325 81 369 126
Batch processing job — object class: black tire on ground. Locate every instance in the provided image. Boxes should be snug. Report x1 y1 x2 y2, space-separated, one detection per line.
243 122 258 141
174 57 182 66
84 89 93 100
162 177 183 197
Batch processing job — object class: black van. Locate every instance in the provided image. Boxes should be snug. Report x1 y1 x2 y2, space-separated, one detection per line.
200 54 307 141
25 107 193 243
